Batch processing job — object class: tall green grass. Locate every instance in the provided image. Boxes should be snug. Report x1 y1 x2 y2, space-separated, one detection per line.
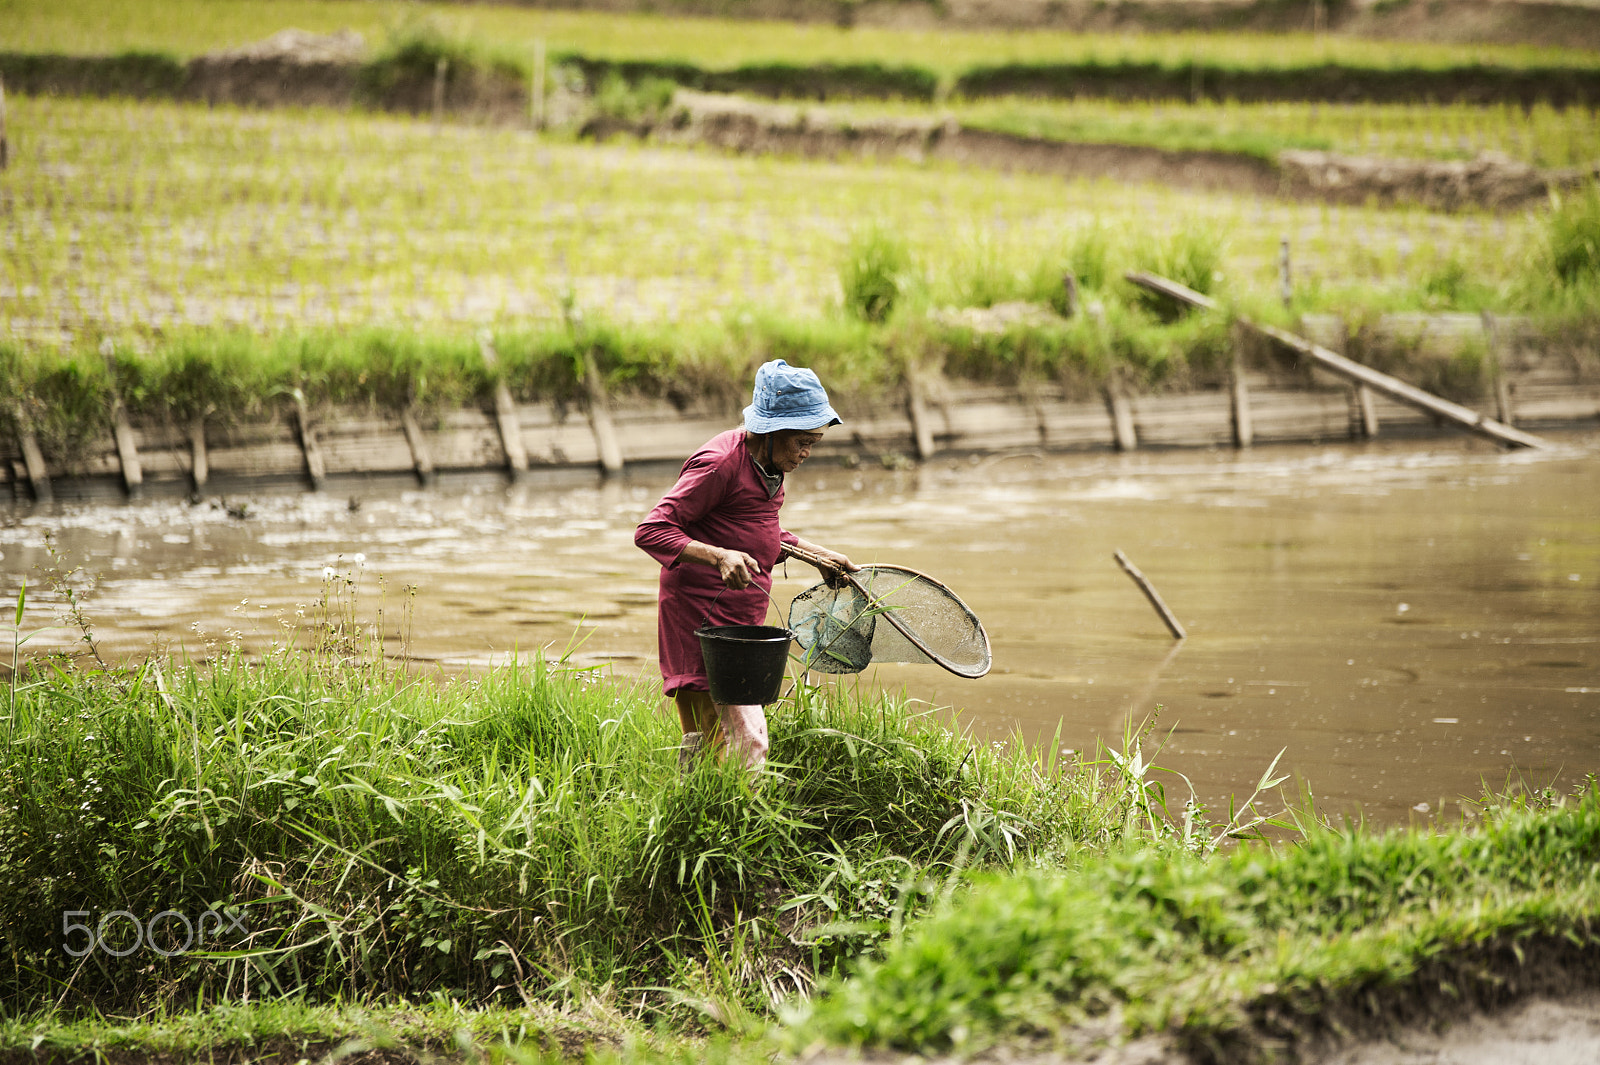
0 576 1153 1016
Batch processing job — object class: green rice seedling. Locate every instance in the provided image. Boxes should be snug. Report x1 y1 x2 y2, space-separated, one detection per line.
1544 182 1600 288
839 224 912 324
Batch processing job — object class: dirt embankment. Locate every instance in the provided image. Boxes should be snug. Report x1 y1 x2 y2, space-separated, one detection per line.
625 90 1595 211
0 30 533 122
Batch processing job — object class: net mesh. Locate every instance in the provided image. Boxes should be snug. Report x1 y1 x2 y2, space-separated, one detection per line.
788 564 991 679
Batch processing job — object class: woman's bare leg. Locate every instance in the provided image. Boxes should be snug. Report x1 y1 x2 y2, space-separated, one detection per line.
717 703 769 770
673 690 718 770
674 690 719 735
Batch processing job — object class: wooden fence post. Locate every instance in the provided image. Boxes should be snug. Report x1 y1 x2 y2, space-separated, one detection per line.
102 341 143 497
1106 381 1138 451
1483 311 1517 426
1353 383 1379 439
291 388 326 490
905 367 937 461
479 334 528 479
584 351 624 476
12 402 51 503
188 415 209 490
400 406 436 485
1230 355 1253 449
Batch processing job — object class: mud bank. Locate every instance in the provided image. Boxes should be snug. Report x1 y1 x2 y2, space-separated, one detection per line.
616 90 1599 211
5 327 1596 500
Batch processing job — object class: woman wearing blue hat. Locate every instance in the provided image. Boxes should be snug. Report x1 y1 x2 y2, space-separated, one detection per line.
635 360 858 770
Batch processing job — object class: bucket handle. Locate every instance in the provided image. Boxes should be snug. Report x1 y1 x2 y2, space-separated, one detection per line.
699 581 786 632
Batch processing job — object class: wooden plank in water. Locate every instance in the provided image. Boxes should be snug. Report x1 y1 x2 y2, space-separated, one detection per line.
425 408 509 471
1132 391 1234 449
1248 388 1352 444
1038 397 1118 449
942 394 1042 452
318 413 419 476
205 420 307 479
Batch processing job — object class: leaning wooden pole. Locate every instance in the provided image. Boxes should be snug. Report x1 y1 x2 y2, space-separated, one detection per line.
583 351 625 476
291 388 327 491
1114 550 1186 640
102 341 143 497
478 334 528 479
12 402 51 504
1123 271 1550 451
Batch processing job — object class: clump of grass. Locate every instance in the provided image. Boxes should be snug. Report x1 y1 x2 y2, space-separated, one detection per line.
1137 224 1227 298
1544 182 1600 288
793 777 1600 1058
840 225 913 324
592 73 679 125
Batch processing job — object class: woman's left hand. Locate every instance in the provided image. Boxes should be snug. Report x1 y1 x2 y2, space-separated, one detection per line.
787 540 859 585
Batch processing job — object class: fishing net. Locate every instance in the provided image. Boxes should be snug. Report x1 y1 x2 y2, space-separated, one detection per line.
788 564 991 679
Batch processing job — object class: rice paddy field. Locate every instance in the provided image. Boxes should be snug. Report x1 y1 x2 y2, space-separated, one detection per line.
0 93 1560 351
8 0 1600 73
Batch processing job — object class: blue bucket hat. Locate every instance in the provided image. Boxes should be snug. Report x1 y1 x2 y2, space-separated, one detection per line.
743 359 842 434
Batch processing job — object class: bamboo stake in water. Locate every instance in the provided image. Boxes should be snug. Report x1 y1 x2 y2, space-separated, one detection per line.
1113 550 1186 640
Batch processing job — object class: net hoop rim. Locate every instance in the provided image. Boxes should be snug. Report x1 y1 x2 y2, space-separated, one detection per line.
803 561 992 680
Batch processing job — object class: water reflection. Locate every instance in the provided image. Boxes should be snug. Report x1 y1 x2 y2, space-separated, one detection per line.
3 435 1596 824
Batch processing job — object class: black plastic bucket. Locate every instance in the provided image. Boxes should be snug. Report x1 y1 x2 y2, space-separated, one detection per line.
695 624 794 705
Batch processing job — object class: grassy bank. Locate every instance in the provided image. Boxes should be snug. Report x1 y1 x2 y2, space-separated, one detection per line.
0 573 1146 1018
4 597 1597 1065
797 781 1600 1060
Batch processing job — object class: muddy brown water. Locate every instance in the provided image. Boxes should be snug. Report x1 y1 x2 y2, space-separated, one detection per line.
3 434 1596 825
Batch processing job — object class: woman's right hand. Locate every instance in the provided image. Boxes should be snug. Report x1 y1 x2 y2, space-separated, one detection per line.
716 549 762 589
